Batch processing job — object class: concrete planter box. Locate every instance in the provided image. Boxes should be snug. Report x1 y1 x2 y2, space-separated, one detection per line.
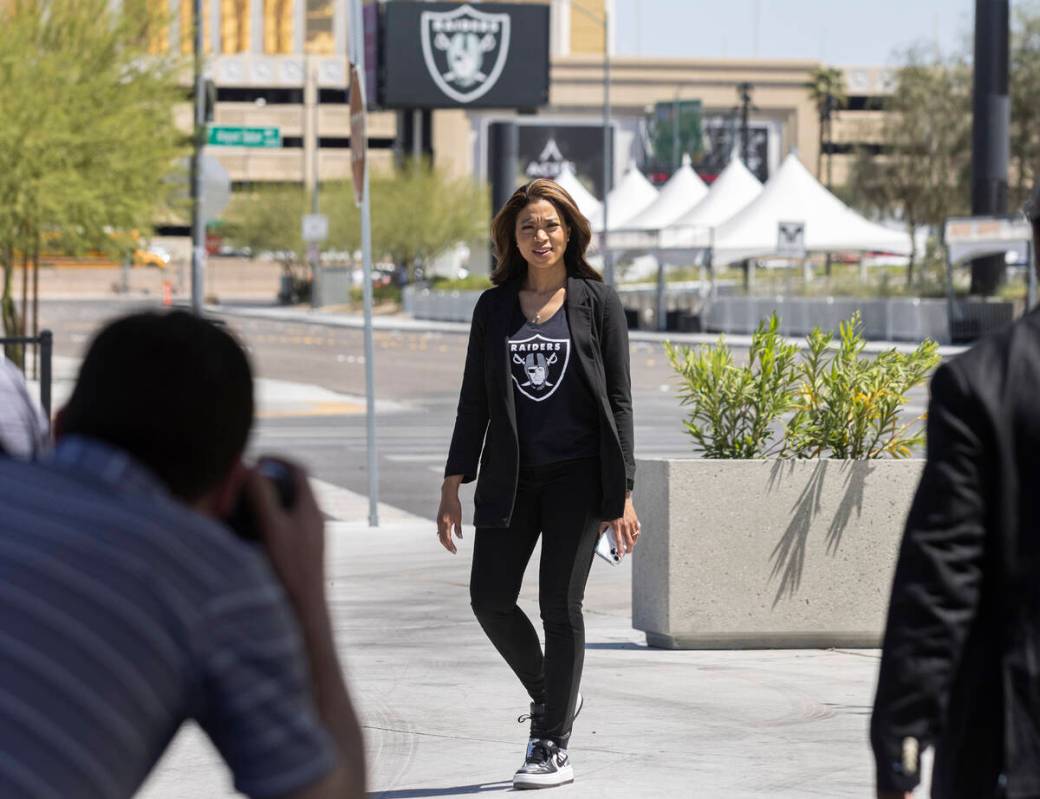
632 458 925 649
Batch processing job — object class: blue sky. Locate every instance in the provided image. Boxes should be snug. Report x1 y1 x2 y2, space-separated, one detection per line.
613 0 980 66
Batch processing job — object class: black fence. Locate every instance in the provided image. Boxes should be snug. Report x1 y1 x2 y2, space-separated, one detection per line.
1 331 53 417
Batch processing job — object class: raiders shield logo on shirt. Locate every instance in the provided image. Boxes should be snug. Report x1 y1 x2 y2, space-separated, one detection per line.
420 4 511 104
509 333 570 402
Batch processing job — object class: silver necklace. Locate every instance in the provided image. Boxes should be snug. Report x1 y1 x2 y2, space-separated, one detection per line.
526 283 566 324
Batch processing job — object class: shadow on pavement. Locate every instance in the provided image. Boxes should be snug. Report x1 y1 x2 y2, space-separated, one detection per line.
373 781 512 797
583 642 647 650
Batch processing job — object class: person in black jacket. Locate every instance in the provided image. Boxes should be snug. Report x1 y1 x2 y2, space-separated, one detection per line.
437 179 639 790
871 199 1040 799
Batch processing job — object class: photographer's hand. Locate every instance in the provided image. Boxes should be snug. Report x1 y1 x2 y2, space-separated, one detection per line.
244 460 325 607
243 460 367 799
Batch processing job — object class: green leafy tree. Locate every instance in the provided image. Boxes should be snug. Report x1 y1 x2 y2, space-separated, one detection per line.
0 0 183 357
223 165 488 284
0 0 185 353
371 160 489 283
805 66 847 187
223 185 310 266
848 50 971 287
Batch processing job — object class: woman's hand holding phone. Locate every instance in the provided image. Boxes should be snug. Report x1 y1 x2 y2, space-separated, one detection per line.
601 495 640 556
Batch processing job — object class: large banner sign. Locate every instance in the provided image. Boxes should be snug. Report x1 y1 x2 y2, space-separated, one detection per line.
701 117 773 182
377 2 549 109
517 124 612 197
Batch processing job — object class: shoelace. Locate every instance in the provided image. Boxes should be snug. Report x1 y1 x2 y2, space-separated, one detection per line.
517 704 545 725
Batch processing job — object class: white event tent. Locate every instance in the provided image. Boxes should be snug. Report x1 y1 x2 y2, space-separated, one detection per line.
712 153 912 265
657 156 763 250
587 167 658 233
618 155 708 230
553 164 602 221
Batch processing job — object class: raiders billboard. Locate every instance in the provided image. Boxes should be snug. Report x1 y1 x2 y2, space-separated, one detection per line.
517 124 613 198
374 2 549 109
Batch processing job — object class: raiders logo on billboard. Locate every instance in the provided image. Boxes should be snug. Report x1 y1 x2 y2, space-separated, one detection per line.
421 5 511 104
375 2 549 110
509 334 570 402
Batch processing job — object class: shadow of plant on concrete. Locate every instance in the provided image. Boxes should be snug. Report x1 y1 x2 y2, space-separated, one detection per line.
769 460 828 606
825 461 873 555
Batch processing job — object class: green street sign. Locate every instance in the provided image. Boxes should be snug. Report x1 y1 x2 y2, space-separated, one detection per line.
207 126 281 148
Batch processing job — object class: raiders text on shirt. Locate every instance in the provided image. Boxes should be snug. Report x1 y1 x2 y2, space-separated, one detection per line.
510 341 562 353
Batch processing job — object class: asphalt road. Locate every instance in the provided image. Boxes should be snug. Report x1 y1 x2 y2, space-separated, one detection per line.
34 299 930 522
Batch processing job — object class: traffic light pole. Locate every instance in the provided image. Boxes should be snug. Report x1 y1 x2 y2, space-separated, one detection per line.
970 0 1010 295
601 10 613 286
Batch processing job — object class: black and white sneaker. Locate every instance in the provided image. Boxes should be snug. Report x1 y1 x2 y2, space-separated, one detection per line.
512 739 574 790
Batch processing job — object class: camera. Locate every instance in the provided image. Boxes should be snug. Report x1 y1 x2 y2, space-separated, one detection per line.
226 459 297 541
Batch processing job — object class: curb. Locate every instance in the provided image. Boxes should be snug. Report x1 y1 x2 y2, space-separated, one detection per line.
206 303 969 357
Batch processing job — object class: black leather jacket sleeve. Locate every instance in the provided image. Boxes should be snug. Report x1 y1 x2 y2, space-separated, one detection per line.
600 288 635 491
870 362 988 792
444 293 490 484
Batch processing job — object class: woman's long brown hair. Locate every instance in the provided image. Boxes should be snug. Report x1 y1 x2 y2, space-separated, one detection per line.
489 179 603 286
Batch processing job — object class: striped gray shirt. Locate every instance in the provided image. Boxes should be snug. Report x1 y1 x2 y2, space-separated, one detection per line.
0 437 336 799
0 356 49 459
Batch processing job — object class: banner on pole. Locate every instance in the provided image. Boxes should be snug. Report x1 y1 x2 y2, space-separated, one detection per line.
777 221 807 258
350 64 368 208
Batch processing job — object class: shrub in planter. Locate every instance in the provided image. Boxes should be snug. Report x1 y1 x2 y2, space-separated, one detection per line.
636 314 941 648
663 312 940 458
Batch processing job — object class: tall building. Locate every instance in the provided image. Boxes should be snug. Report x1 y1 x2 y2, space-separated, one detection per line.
142 0 885 194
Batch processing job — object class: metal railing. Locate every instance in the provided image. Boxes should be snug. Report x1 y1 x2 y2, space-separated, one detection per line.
1 330 53 417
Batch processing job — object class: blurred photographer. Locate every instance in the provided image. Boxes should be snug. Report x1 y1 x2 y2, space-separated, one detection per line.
871 192 1040 799
0 310 365 799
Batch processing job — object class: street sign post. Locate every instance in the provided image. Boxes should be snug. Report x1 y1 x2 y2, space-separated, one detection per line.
350 1 380 528
200 155 231 223
301 213 329 243
207 126 282 148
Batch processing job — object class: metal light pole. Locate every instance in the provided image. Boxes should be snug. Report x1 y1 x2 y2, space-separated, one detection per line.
738 82 753 167
568 1 613 284
190 0 206 313
350 0 380 527
305 58 322 307
970 0 1010 296
602 7 613 285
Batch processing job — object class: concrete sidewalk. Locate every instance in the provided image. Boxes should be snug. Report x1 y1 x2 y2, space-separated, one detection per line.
137 485 930 799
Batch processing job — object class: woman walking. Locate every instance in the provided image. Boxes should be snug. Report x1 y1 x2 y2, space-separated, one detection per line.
437 179 639 790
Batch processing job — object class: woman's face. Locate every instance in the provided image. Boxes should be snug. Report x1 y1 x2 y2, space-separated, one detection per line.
514 199 569 274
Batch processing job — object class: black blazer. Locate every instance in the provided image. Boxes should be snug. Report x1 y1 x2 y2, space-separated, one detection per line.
872 309 1040 798
444 276 635 528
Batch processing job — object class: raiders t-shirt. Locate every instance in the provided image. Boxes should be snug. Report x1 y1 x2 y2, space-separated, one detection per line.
508 300 600 467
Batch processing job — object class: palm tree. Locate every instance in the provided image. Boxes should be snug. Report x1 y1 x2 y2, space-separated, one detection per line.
806 66 848 189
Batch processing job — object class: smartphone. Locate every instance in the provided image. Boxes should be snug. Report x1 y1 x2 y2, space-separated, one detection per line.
226 459 297 541
595 528 622 565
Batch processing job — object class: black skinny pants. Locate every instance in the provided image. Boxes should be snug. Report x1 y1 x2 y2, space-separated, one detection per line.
469 457 602 749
